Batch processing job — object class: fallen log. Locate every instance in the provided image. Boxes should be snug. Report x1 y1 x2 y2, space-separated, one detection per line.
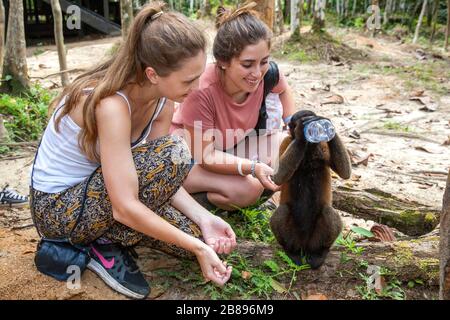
332 186 440 236
237 236 439 288
440 169 450 300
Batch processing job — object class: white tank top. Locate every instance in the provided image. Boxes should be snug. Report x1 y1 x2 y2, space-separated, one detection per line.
31 91 166 193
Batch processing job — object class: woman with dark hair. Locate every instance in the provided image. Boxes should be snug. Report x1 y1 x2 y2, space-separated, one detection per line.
171 2 296 211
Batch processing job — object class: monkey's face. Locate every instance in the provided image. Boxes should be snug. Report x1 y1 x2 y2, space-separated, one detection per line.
288 110 317 140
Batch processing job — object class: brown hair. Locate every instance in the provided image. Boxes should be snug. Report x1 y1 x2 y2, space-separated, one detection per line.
53 1 206 161
213 1 272 64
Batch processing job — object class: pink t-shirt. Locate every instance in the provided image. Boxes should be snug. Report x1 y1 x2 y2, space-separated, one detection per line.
170 63 288 150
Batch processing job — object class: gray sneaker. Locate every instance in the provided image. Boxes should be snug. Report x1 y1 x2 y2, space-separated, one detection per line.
0 184 28 207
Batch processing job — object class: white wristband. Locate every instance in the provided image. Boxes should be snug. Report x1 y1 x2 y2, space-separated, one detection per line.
237 160 246 176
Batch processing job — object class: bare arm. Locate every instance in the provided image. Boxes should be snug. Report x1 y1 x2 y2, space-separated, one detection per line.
96 96 230 284
184 124 279 191
278 84 296 125
170 186 236 254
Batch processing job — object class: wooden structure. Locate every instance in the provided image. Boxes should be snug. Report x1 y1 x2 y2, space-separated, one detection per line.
2 0 122 38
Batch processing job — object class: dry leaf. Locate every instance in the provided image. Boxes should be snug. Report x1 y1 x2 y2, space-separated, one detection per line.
349 130 360 139
414 145 444 154
270 279 287 294
443 136 450 146
409 96 438 112
322 94 344 105
375 105 402 114
410 89 425 97
351 153 373 166
374 276 387 294
311 83 330 92
370 224 396 242
305 294 328 300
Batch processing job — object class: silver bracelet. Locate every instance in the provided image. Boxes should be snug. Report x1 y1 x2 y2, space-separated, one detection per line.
251 160 257 178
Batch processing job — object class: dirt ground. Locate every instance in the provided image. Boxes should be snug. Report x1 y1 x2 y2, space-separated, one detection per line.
0 21 449 300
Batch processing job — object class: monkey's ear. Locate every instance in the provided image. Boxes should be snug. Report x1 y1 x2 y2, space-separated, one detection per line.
328 134 352 179
273 139 306 185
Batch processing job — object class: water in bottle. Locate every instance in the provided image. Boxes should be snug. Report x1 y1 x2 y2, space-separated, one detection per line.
304 119 336 143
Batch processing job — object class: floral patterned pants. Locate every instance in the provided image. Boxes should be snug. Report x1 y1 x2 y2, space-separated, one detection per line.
30 135 201 258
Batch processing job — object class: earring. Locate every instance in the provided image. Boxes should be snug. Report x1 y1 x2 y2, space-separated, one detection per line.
220 66 226 70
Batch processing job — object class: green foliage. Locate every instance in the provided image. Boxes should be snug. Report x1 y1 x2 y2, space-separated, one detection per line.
334 229 366 255
351 226 375 238
356 269 405 300
0 84 55 143
382 121 411 132
200 249 310 299
224 199 275 243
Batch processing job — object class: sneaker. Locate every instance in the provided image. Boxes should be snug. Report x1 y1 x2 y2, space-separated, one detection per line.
0 184 28 207
191 192 217 212
87 243 150 299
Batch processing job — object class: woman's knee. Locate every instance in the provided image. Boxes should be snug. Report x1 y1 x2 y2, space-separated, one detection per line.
223 178 263 208
136 134 192 179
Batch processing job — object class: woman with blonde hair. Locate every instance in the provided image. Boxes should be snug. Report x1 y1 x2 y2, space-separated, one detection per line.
171 2 296 211
30 2 235 299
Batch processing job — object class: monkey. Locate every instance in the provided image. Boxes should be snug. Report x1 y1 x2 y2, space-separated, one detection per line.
270 110 352 269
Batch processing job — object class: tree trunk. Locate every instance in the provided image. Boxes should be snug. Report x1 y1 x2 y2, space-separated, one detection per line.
440 170 450 300
384 0 392 25
275 0 285 35
254 0 275 30
50 0 69 87
0 0 5 79
430 0 439 44
413 0 428 44
352 0 357 16
200 0 212 17
291 0 304 35
0 115 8 143
312 0 326 33
189 0 194 15
2 0 30 92
120 0 134 39
307 0 313 15
332 186 440 236
445 0 450 51
285 0 291 22
336 0 341 16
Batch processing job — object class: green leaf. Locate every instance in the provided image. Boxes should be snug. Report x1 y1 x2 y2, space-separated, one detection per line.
351 227 375 238
270 279 287 294
292 291 301 300
264 259 280 273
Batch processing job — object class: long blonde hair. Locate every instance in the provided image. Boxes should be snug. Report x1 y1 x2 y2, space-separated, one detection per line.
53 2 206 162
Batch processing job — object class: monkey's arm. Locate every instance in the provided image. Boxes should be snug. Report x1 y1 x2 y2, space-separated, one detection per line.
273 136 306 185
328 133 352 179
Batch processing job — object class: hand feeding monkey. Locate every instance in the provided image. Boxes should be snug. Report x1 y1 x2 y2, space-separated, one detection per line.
270 110 352 269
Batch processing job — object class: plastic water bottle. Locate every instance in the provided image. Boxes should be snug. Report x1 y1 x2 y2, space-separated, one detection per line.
304 119 336 143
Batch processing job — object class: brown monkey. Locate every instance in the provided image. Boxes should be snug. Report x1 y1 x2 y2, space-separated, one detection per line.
270 110 352 269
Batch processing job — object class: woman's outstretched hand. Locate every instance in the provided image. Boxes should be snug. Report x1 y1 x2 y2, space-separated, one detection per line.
255 162 281 191
195 244 233 286
200 215 237 255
